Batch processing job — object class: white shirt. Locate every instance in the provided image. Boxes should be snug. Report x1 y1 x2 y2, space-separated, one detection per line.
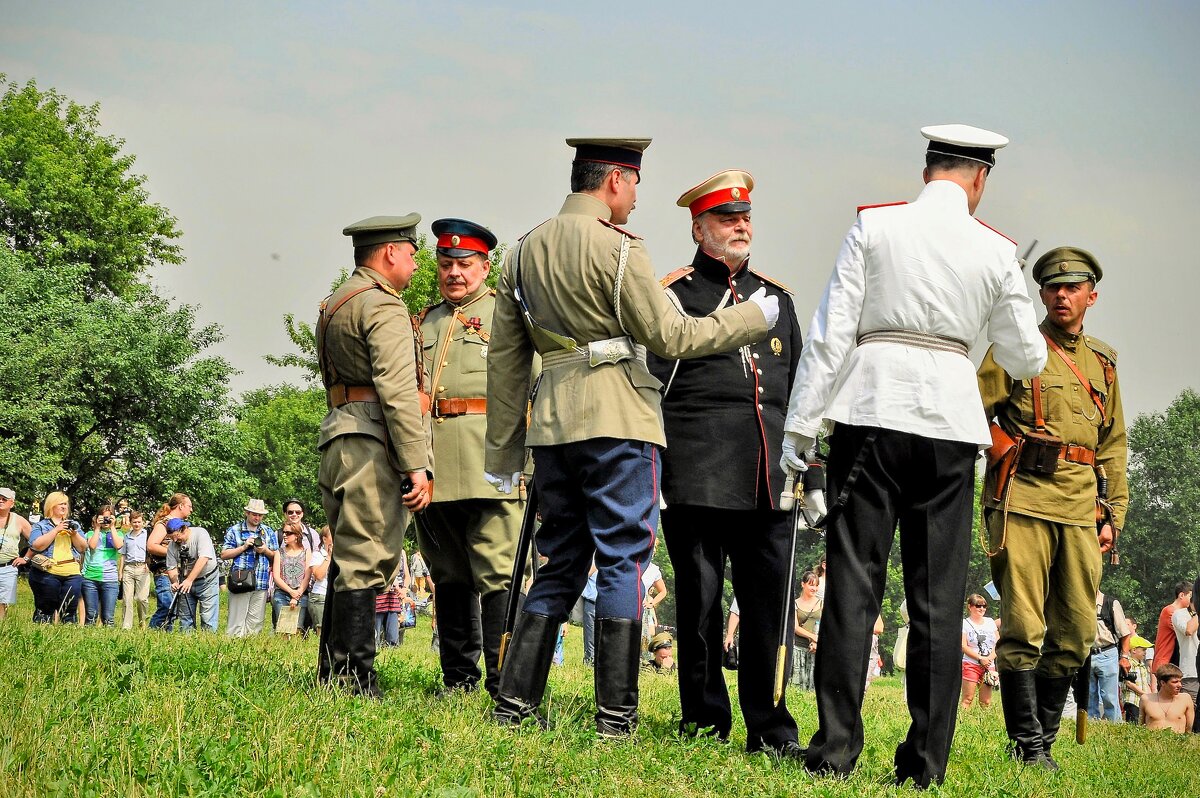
785 180 1046 445
309 549 328 596
641 562 662 598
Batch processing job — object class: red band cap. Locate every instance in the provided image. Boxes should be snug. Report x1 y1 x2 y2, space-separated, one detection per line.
436 233 490 254
689 187 751 217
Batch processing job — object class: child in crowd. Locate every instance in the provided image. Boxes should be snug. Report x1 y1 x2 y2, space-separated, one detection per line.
120 511 151 629
1122 635 1154 723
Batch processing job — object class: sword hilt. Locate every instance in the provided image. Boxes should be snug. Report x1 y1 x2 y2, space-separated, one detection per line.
780 474 796 512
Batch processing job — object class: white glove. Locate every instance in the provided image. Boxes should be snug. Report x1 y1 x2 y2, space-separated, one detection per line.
747 287 779 329
780 432 815 477
484 471 520 495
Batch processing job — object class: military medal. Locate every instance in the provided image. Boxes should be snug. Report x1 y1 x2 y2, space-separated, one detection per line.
481 346 488 358
770 337 782 356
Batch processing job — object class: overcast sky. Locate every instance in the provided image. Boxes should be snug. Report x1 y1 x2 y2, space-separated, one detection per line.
4 2 1197 420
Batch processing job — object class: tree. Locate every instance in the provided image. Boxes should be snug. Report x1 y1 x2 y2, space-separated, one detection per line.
235 384 328 526
0 75 182 299
1109 389 1200 622
0 243 248 520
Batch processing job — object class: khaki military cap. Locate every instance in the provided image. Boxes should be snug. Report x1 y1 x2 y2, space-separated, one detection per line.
566 138 652 171
922 123 1009 168
342 213 422 247
1033 246 1103 285
677 170 754 217
649 631 673 651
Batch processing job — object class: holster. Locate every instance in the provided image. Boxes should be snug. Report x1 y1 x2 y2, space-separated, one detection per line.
986 423 1020 503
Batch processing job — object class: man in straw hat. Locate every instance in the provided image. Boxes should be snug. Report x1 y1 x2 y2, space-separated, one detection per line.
781 124 1046 787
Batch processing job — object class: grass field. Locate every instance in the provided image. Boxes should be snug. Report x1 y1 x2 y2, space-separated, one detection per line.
2 583 1196 798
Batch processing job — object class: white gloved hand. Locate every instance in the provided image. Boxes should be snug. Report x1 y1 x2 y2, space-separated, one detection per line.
747 287 779 329
780 432 815 477
484 471 521 495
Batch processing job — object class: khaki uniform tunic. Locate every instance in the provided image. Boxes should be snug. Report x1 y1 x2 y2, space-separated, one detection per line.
317 266 428 592
418 285 521 594
978 319 1128 675
484 192 769 473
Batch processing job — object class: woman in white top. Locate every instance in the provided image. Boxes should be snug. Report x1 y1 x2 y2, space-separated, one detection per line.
307 525 332 636
961 593 999 709
640 545 668 648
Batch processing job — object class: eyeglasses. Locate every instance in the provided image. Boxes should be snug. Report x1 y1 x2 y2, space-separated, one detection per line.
971 603 988 609
285 509 303 515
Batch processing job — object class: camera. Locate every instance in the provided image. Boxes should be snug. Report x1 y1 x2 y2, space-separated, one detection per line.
249 536 265 548
100 515 113 525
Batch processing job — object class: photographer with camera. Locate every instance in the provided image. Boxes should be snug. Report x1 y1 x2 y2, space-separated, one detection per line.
148 493 192 630
0 487 32 622
164 518 220 632
26 492 87 624
219 498 277 637
82 505 124 626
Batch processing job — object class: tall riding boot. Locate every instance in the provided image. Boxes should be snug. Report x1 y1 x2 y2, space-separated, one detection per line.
434 583 483 692
480 591 509 700
330 588 382 698
493 612 559 727
594 617 642 738
998 670 1051 768
1035 672 1074 771
317 564 341 684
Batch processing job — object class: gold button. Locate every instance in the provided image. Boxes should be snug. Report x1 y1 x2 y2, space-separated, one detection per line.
442 361 450 367
438 386 446 393
436 418 445 424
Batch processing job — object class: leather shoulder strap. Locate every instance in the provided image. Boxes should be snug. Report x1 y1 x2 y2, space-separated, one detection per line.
1043 333 1106 420
1031 375 1046 431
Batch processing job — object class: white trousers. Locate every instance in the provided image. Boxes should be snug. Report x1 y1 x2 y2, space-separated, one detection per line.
226 589 268 636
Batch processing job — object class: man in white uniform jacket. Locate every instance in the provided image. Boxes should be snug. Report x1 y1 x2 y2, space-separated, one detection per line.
780 124 1046 789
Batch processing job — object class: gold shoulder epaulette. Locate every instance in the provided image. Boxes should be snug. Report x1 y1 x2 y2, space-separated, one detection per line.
748 268 792 295
372 280 405 301
660 266 694 287
597 218 643 240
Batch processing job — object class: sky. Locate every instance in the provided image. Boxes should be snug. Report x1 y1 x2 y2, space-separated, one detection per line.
3 1 1198 420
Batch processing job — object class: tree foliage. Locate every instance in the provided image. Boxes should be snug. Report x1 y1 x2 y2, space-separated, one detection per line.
0 75 182 299
1108 389 1200 622
235 384 328 527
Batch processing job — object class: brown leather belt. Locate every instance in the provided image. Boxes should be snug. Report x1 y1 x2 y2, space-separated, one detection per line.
328 384 380 408
1060 444 1096 466
434 397 487 417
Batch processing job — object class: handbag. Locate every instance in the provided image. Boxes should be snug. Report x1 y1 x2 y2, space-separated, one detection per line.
401 604 417 629
29 553 56 573
722 641 739 671
228 566 257 594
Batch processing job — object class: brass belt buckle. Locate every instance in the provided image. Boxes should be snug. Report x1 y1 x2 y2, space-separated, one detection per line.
588 337 634 367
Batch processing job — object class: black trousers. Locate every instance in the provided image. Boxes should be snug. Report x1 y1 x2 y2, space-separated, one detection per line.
662 504 798 750
806 424 975 786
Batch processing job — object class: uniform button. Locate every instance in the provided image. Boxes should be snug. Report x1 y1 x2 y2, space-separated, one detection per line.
442 361 450 367
438 386 446 393
737 294 744 300
757 386 764 393
756 369 762 375
753 353 760 359
757 403 763 410
436 418 445 424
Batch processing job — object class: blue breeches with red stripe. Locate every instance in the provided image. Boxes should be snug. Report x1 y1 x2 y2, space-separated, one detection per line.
524 438 660 621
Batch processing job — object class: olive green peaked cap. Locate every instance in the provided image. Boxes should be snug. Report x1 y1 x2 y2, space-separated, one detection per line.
1033 246 1103 286
342 213 422 247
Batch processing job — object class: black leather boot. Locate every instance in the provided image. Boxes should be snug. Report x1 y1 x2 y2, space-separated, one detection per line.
492 612 559 728
329 588 382 698
1035 672 1073 771
480 591 509 700
317 563 341 685
434 583 483 693
594 617 641 738
999 670 1051 769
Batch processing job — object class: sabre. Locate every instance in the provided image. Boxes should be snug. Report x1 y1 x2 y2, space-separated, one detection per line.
498 479 538 670
773 472 806 706
1018 239 1039 271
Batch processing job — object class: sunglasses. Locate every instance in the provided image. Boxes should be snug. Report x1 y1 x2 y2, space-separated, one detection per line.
971 603 988 608
285 509 303 515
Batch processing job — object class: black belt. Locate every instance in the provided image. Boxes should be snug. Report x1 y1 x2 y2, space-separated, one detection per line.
0 559 13 568
126 560 146 565
1091 643 1116 654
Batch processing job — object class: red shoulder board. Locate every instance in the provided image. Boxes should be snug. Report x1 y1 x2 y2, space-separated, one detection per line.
976 219 1017 245
597 218 643 240
857 201 907 215
748 268 792 295
660 266 694 287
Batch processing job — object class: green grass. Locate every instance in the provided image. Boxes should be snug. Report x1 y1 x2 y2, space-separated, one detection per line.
2 582 1196 798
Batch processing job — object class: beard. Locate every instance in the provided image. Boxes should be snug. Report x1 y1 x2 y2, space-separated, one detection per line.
700 229 751 264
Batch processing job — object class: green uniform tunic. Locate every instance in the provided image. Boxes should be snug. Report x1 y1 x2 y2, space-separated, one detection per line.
317 266 429 592
418 285 521 595
978 319 1128 675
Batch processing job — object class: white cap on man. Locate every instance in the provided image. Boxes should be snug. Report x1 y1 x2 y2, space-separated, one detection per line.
921 124 1009 168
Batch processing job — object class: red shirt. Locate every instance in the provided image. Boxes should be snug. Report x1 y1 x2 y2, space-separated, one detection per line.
1155 603 1178 668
